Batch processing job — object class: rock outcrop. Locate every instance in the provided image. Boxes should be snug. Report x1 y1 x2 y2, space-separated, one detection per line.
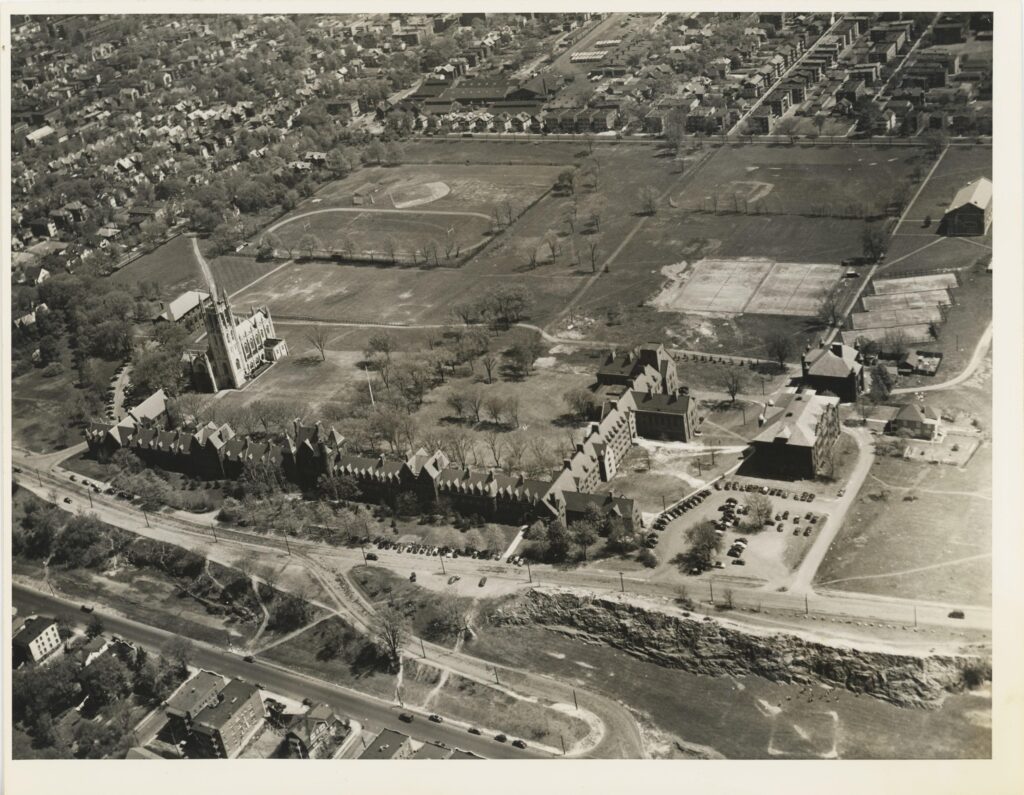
490 587 986 708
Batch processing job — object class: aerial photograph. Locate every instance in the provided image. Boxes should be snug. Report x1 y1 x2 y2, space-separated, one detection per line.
5 9 996 768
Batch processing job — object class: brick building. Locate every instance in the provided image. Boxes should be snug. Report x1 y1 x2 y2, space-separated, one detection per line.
749 389 841 479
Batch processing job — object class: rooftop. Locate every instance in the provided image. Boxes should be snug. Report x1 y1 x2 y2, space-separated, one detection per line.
358 729 410 759
192 678 261 731
753 389 838 449
947 177 992 213
165 670 225 717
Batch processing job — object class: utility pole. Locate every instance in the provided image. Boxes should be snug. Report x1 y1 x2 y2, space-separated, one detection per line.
572 688 578 710
913 605 918 627
711 447 716 466
420 637 427 658
87 489 93 509
360 545 367 565
619 572 625 592
526 561 532 583
283 532 291 555
142 508 150 528
440 556 446 576
709 579 714 604
560 735 566 756
805 594 809 615
211 522 218 542
492 666 500 686
36 468 42 486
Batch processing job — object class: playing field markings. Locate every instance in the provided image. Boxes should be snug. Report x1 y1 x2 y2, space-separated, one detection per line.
781 262 820 315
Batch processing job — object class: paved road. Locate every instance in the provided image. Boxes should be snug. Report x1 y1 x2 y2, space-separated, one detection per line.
11 584 545 760
892 321 992 394
787 428 874 594
14 452 992 629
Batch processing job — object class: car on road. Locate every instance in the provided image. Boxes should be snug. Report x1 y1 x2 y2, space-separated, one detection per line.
243 655 255 663
512 739 527 749
365 553 378 561
409 572 417 583
468 727 482 735
838 488 846 497
302 697 314 707
429 714 443 723
63 497 72 504
80 604 94 613
69 475 76 481
447 576 461 585
494 733 507 743
948 610 965 619
731 559 746 566
399 713 414 723
478 576 488 587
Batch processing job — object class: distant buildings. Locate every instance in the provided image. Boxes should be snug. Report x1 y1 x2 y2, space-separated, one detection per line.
750 388 841 479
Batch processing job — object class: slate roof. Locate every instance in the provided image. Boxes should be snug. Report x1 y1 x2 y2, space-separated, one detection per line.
753 389 838 449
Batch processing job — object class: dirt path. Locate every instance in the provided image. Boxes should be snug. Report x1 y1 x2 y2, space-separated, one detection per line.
264 206 493 240
249 574 272 648
867 473 991 500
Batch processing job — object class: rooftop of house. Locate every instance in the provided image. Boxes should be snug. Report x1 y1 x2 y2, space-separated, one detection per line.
947 177 992 213
753 388 838 449
358 729 410 759
894 402 941 423
562 489 636 519
804 343 863 379
192 678 261 731
12 616 58 646
165 670 225 717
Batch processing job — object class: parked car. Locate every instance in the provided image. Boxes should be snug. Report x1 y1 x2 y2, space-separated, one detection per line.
468 727 482 735
494 733 507 743
429 714 443 723
731 559 746 566
243 655 255 663
409 572 417 583
80 604 94 613
512 739 527 749
365 552 379 561
399 713 414 723
63 497 72 504
803 527 812 537
478 577 488 587
447 576 460 585
948 610 965 619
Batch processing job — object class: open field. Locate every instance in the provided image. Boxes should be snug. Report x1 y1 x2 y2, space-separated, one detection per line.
895 145 991 231
673 143 926 216
107 235 203 299
467 622 990 759
814 440 991 605
263 163 561 261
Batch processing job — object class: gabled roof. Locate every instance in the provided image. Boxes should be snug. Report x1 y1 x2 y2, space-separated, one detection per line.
159 290 209 322
128 389 167 423
804 344 862 379
753 389 838 448
894 402 941 423
947 177 992 213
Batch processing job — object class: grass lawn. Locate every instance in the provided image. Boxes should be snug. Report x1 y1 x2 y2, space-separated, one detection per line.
895 145 991 230
107 235 204 300
674 142 928 216
260 615 439 704
466 621 990 759
350 566 475 648
814 439 991 605
429 673 591 747
206 254 283 297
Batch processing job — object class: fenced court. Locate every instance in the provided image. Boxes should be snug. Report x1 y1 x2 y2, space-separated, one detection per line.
850 306 943 330
871 273 958 295
861 289 951 311
654 257 843 317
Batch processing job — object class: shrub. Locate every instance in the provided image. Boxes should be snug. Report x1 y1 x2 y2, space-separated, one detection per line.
41 362 64 378
637 548 658 568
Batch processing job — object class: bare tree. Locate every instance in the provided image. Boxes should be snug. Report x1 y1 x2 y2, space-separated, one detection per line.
441 427 474 466
483 429 504 467
373 604 410 672
504 431 529 471
503 395 520 427
745 493 774 529
817 287 844 328
587 240 600 273
305 325 332 362
384 237 398 264
765 334 795 371
637 186 659 215
465 386 484 424
563 387 593 419
478 351 499 384
484 394 506 425
723 371 742 404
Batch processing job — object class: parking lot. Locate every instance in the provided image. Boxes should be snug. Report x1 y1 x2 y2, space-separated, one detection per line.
651 475 836 588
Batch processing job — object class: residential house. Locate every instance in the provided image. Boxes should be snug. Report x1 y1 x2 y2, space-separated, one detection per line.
13 617 62 665
887 403 942 440
284 703 351 759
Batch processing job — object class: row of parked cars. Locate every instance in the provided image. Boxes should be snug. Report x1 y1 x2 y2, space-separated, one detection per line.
652 489 712 531
715 480 818 503
371 537 503 561
398 712 528 749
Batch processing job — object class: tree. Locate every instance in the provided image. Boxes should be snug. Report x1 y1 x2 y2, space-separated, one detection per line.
637 185 659 215
85 614 105 639
881 327 908 360
543 520 573 563
869 363 895 402
572 520 599 561
723 371 742 404
817 286 844 328
484 394 506 425
304 325 332 362
508 335 544 378
503 395 520 427
745 493 774 529
775 116 799 144
483 429 504 467
317 473 361 502
765 334 795 371
554 168 576 196
79 654 133 708
678 521 722 572
160 636 195 678
862 222 888 263
587 240 600 273
563 387 593 419
464 387 485 424
373 604 409 671
478 351 499 384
